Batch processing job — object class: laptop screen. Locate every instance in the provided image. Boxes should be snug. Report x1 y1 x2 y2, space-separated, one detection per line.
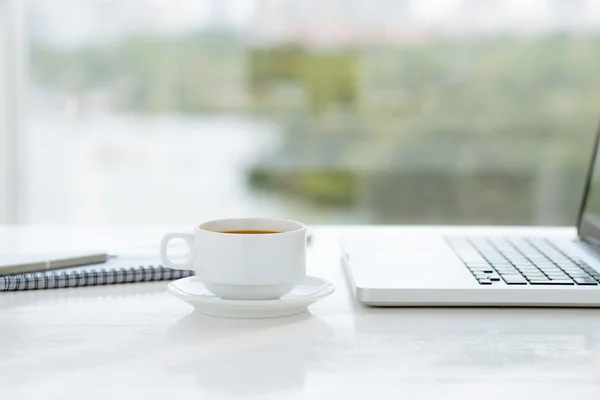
578 125 600 245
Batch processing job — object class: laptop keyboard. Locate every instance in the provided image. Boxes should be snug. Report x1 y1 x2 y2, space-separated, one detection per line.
446 236 600 286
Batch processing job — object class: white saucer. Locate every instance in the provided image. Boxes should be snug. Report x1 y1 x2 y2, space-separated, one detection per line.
168 275 335 319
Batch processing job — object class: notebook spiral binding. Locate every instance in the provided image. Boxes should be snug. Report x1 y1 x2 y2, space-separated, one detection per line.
0 265 195 291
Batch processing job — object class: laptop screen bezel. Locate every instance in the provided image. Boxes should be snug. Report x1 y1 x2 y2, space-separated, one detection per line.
576 120 600 243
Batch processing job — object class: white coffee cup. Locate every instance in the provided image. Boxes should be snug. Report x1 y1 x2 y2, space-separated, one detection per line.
160 218 307 300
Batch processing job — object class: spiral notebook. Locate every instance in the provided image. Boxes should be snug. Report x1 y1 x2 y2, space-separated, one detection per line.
0 264 194 291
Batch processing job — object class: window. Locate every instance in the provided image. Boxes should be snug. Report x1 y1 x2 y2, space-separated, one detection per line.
0 0 8 223
0 0 25 224
9 0 600 224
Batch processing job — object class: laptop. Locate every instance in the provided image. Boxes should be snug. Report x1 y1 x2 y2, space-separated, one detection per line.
341 123 600 306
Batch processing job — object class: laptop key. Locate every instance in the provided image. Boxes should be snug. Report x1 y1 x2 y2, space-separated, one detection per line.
503 277 528 285
580 264 598 273
527 277 550 282
530 280 574 285
521 272 544 277
496 270 521 275
525 277 548 282
477 279 492 285
583 269 600 276
545 271 567 276
574 277 598 285
544 273 566 278
538 265 561 271
541 270 564 275
548 276 570 281
499 274 523 278
524 273 546 278
467 262 492 267
557 263 578 268
522 269 544 274
567 272 591 278
564 270 586 275
470 268 495 274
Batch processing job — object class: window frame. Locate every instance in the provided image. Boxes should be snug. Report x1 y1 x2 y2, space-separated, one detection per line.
0 0 25 224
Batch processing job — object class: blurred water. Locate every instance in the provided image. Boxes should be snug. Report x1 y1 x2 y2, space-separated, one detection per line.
24 112 288 224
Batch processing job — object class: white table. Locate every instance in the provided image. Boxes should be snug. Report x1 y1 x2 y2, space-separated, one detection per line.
2 225 600 400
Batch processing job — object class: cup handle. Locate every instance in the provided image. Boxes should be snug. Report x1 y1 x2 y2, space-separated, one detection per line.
160 233 194 270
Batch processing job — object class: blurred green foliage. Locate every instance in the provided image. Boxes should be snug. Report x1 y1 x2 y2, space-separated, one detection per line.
249 167 358 206
29 33 600 224
249 48 359 113
31 34 600 117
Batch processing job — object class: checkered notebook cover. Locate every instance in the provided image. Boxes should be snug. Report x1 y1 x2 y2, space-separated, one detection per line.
0 265 194 291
